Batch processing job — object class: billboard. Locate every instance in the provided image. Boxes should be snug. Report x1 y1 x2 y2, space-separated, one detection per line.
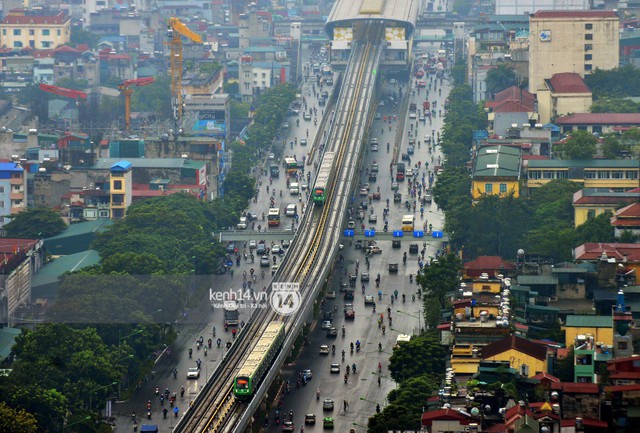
192 111 226 136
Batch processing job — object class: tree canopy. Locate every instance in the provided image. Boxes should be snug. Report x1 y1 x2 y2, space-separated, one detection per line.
558 130 597 160
417 253 461 311
485 63 517 98
584 65 640 98
5 207 66 238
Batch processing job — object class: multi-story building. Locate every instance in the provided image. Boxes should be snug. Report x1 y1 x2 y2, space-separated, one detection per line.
0 162 26 228
536 73 593 124
0 9 71 50
555 113 640 134
471 145 521 199
528 11 619 94
109 160 132 220
526 159 640 191
572 188 640 228
495 0 590 15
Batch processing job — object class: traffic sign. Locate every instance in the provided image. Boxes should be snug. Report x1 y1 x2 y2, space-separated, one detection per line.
344 229 355 237
413 230 424 237
432 231 443 238
393 230 404 237
364 230 375 237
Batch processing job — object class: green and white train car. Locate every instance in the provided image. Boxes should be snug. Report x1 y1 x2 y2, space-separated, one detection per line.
233 321 285 399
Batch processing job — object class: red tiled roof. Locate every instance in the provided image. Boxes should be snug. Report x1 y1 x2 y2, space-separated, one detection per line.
483 423 506 433
532 10 618 19
615 203 640 218
486 86 535 112
482 335 547 361
607 355 640 365
551 382 600 394
464 255 516 271
493 100 533 113
546 73 591 94
573 189 640 206
561 418 607 428
532 372 560 383
605 384 640 393
0 238 38 253
437 323 451 330
54 45 80 54
421 408 470 426
574 243 640 262
556 113 640 125
3 10 69 25
610 371 640 379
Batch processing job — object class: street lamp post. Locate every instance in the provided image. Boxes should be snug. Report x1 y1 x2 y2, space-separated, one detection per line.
371 371 397 390
88 381 117 411
61 416 90 433
396 309 423 334
359 396 383 414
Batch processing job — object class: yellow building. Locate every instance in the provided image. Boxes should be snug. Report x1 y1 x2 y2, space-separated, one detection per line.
109 160 132 220
572 188 640 227
0 10 70 50
471 145 521 199
563 315 613 349
529 10 619 94
481 335 548 377
527 159 640 190
536 73 593 125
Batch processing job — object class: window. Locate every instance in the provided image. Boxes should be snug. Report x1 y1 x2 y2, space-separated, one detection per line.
529 170 541 180
584 171 597 179
557 171 568 179
0 186 4 193
585 44 592 51
585 34 593 40
585 64 592 71
243 83 250 90
612 171 624 179
57 30 61 36
244 72 250 78
484 183 493 193
499 183 507 193
542 171 554 179
584 54 592 61
42 29 50 36
13 41 22 48
587 209 595 220
113 180 122 190
619 341 628 350
262 72 266 78
13 29 21 36
597 170 610 179
626 171 639 179
0 201 4 208
585 23 593 30
29 29 34 36
1 30 5 36
41 41 51 48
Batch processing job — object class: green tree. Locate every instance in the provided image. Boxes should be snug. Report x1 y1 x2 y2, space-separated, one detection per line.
4 207 66 238
388 332 446 382
584 65 640 98
130 76 172 119
451 62 466 87
575 211 615 244
0 384 67 433
70 26 101 49
0 401 38 433
591 97 640 113
431 166 472 212
559 130 597 159
485 63 517 98
417 253 461 311
554 347 575 382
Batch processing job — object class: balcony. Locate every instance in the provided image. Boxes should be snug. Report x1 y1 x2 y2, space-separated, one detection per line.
10 192 24 200
111 201 126 208
9 177 23 185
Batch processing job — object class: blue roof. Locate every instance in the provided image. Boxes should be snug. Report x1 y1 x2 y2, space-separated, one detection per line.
110 160 132 171
0 162 23 172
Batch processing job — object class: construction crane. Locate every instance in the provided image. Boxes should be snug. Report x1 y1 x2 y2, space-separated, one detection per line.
118 77 155 131
166 17 203 121
39 83 87 100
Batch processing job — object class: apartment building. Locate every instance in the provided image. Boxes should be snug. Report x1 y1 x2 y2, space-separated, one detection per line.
0 9 70 50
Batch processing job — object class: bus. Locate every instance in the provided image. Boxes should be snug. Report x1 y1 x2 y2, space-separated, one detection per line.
223 300 239 326
284 157 299 174
268 208 280 226
313 151 335 205
402 214 414 232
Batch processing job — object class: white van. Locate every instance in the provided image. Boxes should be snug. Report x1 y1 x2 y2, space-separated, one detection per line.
236 216 248 229
289 182 299 195
285 203 297 217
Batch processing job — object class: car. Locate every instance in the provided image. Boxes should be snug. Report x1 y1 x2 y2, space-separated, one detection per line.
249 240 257 249
409 243 419 254
282 420 295 432
247 211 258 221
282 239 291 248
401 153 410 161
366 246 382 255
272 245 284 255
364 295 375 305
323 417 334 429
302 369 313 380
389 262 399 273
268 153 276 160
330 363 340 374
304 112 312 121
305 414 317 425
322 91 329 99
257 243 267 255
322 320 332 330
347 220 356 229
285 203 297 217
363 183 370 190
345 309 355 320
394 192 402 202
407 145 415 155
300 138 308 146
324 311 333 320
282 122 289 129
391 182 399 191
318 97 326 106
271 265 279 276
344 290 354 300
369 214 378 223
359 188 368 196
371 163 379 173
392 240 401 248
187 367 200 379
409 112 416 119
327 327 338 338
343 303 353 312
375 112 381 119
361 273 369 282
260 256 270 267
355 239 363 249
326 290 337 299
372 191 381 200
371 144 378 152
226 243 236 253
419 114 425 121
301 182 308 191
323 398 334 410
319 345 330 355
406 168 414 177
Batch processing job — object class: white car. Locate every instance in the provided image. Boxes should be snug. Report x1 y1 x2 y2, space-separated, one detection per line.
272 245 283 255
236 217 247 230
319 345 330 355
330 363 340 374
322 320 332 329
249 240 257 249
187 367 200 379
359 188 368 196
371 144 378 152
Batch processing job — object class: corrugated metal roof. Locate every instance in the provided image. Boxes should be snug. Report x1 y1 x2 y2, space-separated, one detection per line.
31 250 101 289
325 0 419 39
565 314 612 328
473 145 521 178
45 219 113 241
91 158 206 170
527 159 639 168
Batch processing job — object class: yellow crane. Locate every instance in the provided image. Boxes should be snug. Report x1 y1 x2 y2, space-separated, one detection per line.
166 17 203 120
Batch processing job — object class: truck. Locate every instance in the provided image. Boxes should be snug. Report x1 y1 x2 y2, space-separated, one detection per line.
396 162 405 181
409 102 417 113
269 164 280 178
223 300 239 326
423 100 430 111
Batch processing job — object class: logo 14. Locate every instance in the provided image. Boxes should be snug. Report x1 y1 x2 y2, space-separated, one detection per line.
270 282 301 316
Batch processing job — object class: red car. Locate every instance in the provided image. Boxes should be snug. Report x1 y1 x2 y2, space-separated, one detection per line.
345 309 355 320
